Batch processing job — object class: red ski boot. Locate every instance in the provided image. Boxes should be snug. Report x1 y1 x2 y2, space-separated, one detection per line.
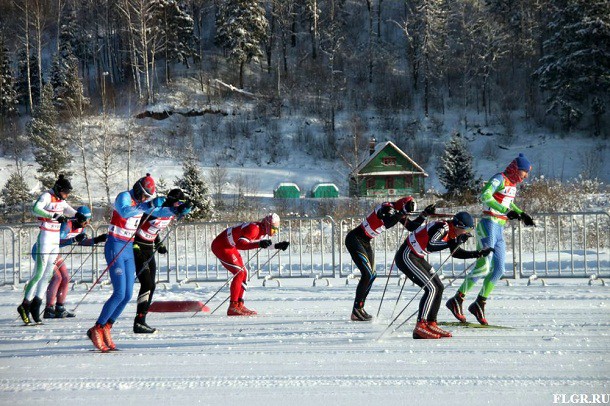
412 321 441 339
238 299 257 315
102 322 117 350
228 301 257 316
427 321 453 338
87 324 110 352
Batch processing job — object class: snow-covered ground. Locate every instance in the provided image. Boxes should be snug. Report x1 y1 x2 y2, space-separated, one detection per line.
1 278 608 406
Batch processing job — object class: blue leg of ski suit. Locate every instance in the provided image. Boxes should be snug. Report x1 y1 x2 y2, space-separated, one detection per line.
97 236 135 325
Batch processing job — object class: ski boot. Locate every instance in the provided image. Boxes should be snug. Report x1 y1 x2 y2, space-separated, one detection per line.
43 306 56 319
17 300 31 324
102 322 117 350
55 304 75 318
412 321 441 339
446 293 467 323
227 300 257 316
238 299 257 315
134 313 157 334
351 301 373 321
87 324 110 352
29 297 43 324
468 295 489 325
427 321 453 337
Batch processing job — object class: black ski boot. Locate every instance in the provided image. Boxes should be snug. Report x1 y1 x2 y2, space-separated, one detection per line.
446 292 467 323
351 301 373 321
17 300 31 324
468 295 488 325
30 297 43 324
134 314 157 334
55 304 76 318
43 306 56 319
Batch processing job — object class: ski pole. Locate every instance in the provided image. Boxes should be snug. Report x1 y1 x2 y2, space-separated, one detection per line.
209 249 281 315
190 247 264 317
376 244 464 341
71 210 155 313
376 228 406 317
390 261 477 334
66 244 103 282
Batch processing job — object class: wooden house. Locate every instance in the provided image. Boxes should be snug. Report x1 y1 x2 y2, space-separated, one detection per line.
349 139 428 197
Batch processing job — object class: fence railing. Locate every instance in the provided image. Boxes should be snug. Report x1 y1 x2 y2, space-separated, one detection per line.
1 212 608 286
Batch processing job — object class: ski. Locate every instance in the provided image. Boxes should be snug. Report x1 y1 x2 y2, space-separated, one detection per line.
437 321 513 329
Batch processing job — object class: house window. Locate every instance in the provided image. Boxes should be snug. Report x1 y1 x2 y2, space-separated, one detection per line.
385 177 394 189
404 175 413 187
366 178 375 188
382 157 396 166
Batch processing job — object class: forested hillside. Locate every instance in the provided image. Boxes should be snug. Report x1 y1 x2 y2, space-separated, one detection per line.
0 0 608 217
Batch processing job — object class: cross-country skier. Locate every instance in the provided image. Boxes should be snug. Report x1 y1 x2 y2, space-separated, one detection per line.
87 174 181 352
395 211 493 339
345 197 436 321
211 213 290 316
446 154 534 325
41 206 108 319
133 188 191 334
18 175 77 325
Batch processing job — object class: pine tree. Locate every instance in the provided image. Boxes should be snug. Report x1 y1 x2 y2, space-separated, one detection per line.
437 133 477 198
50 47 89 111
535 0 610 131
28 83 71 189
175 154 214 220
15 50 41 110
1 171 33 209
0 36 18 119
155 0 197 82
215 0 269 88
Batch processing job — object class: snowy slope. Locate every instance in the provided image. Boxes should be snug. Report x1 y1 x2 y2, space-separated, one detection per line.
1 75 608 206
1 278 608 406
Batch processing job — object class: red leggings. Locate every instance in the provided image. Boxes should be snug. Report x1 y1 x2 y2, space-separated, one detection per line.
46 257 69 307
211 240 248 302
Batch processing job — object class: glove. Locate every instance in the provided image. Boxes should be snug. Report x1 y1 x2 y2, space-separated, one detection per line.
379 206 397 219
477 247 494 258
73 233 87 243
53 213 68 223
404 200 416 214
521 212 536 227
422 203 436 217
93 233 107 244
176 201 193 216
259 239 273 248
156 244 168 254
274 241 290 251
506 210 521 220
454 233 470 245
151 196 166 208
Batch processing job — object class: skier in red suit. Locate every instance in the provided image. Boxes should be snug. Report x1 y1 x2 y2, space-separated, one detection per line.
211 213 290 316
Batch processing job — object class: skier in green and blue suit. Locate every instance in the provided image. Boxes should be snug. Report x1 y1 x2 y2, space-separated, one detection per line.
446 153 535 325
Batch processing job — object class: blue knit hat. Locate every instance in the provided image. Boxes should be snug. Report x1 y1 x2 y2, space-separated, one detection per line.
515 153 531 172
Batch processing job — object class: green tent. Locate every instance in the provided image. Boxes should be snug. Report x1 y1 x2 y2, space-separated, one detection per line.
273 183 301 198
311 183 339 198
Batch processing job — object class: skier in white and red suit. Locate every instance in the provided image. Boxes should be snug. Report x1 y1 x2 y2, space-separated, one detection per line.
395 212 493 339
345 197 436 321
211 213 290 316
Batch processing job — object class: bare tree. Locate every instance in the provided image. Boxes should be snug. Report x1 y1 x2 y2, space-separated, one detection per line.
14 0 34 111
208 162 228 208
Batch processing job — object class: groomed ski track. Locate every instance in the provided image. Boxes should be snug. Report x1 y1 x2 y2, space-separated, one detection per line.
0 278 608 406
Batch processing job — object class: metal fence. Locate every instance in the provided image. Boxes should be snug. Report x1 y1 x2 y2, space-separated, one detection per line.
1 212 608 287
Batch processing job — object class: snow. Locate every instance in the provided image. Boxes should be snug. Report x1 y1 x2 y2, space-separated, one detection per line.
1 278 608 405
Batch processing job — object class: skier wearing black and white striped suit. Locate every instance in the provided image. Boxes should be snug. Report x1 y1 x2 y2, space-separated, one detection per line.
395 212 493 339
